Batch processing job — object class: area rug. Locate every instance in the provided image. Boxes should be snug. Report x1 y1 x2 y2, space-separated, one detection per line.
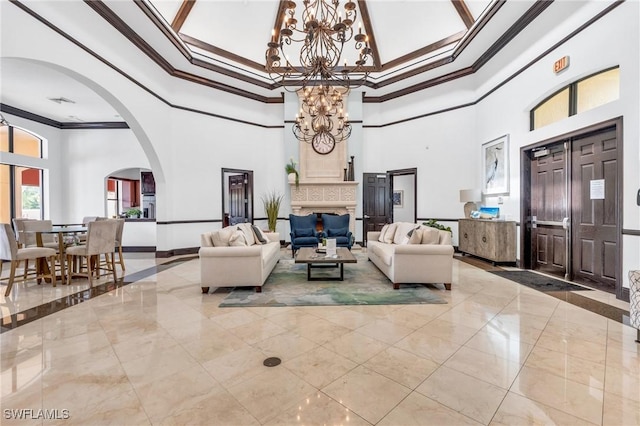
217 253 447 307
489 270 593 292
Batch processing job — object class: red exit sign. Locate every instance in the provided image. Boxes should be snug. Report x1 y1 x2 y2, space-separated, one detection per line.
554 56 570 73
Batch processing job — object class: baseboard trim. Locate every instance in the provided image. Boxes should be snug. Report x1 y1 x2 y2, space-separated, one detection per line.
155 247 199 258
122 246 156 252
621 287 630 303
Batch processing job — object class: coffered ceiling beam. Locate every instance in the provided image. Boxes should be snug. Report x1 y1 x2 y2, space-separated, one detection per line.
171 0 196 33
451 0 475 29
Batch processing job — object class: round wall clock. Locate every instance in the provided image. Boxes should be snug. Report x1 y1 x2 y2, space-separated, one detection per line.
312 133 336 155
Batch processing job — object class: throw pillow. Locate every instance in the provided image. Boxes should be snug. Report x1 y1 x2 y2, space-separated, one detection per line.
251 225 268 245
420 226 440 244
229 229 248 246
401 226 422 245
393 222 416 245
409 227 423 244
296 228 315 237
327 227 348 237
384 223 397 244
378 224 390 243
211 227 234 247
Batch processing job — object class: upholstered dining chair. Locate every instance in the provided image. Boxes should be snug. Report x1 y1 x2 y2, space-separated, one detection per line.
22 220 59 249
96 217 125 272
1 223 57 297
12 218 35 248
66 220 117 287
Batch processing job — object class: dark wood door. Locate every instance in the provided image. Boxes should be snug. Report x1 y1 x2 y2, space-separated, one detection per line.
229 174 247 224
530 144 568 277
362 173 390 246
571 128 618 291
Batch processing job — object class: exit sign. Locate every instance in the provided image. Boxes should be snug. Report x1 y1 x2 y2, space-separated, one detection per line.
554 56 570 73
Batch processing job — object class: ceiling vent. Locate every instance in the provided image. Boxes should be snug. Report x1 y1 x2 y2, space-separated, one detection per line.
48 97 76 104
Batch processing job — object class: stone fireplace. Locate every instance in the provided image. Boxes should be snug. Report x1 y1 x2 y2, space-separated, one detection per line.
290 181 359 234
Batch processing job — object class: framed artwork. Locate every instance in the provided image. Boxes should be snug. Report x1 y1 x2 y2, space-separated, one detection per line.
392 190 404 207
482 135 510 195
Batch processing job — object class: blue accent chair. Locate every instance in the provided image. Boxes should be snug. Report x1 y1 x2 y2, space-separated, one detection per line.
321 214 353 250
289 214 323 257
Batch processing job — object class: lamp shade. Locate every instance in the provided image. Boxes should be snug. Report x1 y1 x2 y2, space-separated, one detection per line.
459 189 482 203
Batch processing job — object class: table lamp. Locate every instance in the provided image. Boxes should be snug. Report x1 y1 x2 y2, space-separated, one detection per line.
460 189 482 218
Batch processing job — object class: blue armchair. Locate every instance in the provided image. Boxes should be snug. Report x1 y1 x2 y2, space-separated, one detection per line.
321 214 353 250
289 214 323 257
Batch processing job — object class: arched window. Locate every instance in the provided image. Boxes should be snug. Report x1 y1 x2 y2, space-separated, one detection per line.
531 67 619 130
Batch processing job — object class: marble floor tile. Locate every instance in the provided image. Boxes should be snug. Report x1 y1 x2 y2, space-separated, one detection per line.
604 363 640 403
322 330 389 364
394 330 461 364
524 346 605 389
253 330 318 359
511 365 604 424
443 346 522 389
363 346 439 389
490 391 598 426
463 327 534 364
265 391 370 426
416 365 507 425
226 367 316 424
602 391 640 426
322 365 411 424
201 345 272 389
379 391 482 426
284 345 357 388
356 319 416 345
416 317 480 345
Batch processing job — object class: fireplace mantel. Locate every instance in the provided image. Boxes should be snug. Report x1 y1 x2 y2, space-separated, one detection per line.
290 181 359 233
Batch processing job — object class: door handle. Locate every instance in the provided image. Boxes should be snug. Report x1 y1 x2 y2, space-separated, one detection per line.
364 215 370 219
531 215 537 229
562 217 570 229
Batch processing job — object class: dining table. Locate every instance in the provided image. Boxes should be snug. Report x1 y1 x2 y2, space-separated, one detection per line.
33 225 88 283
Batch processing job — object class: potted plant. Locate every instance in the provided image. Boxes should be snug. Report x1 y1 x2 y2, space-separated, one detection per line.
285 158 299 188
126 207 142 218
262 191 283 232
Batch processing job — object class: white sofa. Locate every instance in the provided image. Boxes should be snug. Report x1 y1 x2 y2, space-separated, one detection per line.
199 223 280 294
367 222 454 290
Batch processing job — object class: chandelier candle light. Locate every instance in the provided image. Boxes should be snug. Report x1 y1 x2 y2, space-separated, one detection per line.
293 84 351 150
265 0 374 89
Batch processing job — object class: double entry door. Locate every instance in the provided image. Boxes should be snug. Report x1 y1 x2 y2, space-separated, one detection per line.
528 124 620 294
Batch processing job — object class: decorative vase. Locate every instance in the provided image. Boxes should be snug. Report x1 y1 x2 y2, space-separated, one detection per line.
288 173 297 184
348 156 355 181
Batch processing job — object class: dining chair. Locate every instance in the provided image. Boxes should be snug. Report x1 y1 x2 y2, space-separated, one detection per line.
66 220 117 286
12 218 35 248
95 218 125 272
22 220 59 249
0 223 58 297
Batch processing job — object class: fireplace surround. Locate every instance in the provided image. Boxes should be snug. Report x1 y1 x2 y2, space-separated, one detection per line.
290 181 358 234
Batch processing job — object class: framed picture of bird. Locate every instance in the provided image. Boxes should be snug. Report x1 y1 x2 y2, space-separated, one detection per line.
482 135 509 195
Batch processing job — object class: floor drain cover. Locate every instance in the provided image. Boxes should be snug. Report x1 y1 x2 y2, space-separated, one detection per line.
263 357 281 367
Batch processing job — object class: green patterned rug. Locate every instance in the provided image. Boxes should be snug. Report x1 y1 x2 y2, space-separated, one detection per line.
217 253 448 307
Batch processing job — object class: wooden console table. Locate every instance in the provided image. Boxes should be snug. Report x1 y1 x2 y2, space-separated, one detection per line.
458 219 516 265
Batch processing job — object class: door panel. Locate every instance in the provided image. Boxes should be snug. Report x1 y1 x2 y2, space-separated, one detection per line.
531 145 567 277
362 173 390 246
229 174 247 224
571 128 618 291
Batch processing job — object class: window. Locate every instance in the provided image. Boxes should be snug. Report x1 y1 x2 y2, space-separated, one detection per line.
106 177 140 217
0 125 45 223
531 67 620 130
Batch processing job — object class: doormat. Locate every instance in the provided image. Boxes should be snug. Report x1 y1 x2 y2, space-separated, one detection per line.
489 270 593 292
217 254 448 307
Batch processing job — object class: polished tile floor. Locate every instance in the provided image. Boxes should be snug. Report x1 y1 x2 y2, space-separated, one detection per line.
1 250 639 425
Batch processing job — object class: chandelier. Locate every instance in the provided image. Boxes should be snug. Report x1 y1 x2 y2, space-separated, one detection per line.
293 84 351 148
265 0 373 89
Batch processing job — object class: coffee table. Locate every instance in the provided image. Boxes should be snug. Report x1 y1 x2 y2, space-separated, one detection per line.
295 247 357 281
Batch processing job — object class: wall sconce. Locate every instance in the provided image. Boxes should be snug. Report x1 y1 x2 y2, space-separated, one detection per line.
459 189 482 218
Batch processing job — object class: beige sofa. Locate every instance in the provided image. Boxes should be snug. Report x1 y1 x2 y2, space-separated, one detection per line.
199 223 280 294
367 222 454 290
